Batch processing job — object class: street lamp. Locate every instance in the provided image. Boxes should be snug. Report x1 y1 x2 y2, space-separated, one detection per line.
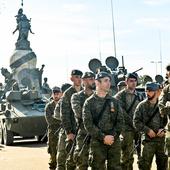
150 61 162 75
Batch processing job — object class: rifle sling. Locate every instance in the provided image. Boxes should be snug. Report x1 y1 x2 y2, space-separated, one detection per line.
145 101 159 126
126 95 138 114
93 99 110 126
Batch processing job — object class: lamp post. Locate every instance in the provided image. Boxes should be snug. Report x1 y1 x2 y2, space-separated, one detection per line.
150 61 162 75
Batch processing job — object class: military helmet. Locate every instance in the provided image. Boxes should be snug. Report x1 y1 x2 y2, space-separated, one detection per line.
52 86 61 93
82 72 95 79
61 83 71 93
71 69 83 77
95 71 111 80
145 82 159 91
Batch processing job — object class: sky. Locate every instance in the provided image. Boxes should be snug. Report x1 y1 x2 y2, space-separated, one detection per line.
0 0 170 87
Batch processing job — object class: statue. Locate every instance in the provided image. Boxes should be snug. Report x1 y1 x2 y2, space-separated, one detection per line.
15 8 24 24
12 8 34 50
13 10 34 41
1 67 13 84
38 64 45 88
41 77 51 94
0 68 16 99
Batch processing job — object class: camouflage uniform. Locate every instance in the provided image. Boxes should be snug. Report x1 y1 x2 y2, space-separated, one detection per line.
134 99 168 170
71 90 93 170
45 100 61 170
159 84 170 169
61 86 82 170
83 93 123 170
115 89 143 170
53 100 66 170
56 128 67 170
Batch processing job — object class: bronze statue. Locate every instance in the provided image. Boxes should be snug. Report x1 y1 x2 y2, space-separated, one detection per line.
13 8 34 41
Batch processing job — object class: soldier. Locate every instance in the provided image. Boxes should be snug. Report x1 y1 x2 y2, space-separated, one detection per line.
117 80 126 92
83 71 123 170
71 72 95 170
60 69 83 170
54 83 72 170
134 82 168 170
115 73 143 170
164 64 170 86
159 64 170 169
45 86 62 170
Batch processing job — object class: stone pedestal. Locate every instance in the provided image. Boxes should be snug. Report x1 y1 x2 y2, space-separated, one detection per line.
10 50 40 90
15 39 32 51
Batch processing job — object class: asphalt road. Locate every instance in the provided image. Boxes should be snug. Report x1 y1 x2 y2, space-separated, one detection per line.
0 138 157 170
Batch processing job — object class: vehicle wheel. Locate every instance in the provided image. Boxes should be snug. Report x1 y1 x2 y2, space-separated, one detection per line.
0 124 4 144
3 123 13 146
35 135 44 142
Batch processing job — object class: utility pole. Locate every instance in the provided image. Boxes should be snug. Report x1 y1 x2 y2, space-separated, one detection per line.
159 31 163 75
110 0 117 58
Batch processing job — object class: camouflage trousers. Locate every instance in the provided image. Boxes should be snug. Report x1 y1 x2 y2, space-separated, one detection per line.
89 137 121 170
57 129 67 170
73 134 89 170
56 129 76 170
139 139 168 170
121 131 136 170
165 131 170 170
47 128 59 170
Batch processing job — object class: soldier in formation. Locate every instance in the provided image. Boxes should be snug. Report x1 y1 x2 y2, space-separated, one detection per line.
60 69 83 170
83 71 123 170
45 86 62 170
159 64 170 169
71 71 95 170
115 73 144 170
134 82 168 170
46 66 169 170
53 83 71 170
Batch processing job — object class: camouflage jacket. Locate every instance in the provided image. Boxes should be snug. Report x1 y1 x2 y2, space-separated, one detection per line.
45 100 60 129
61 86 82 134
54 99 61 121
134 99 167 141
159 84 170 115
71 90 93 136
115 89 144 131
83 93 123 141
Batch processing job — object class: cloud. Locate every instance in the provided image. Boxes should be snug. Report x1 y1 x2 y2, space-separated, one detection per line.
144 0 170 5
136 17 170 30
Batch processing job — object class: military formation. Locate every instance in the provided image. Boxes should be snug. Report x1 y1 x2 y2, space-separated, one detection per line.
2 6 170 170
44 63 170 170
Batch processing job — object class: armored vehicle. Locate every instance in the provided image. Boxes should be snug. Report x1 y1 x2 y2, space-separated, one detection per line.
88 56 164 96
0 89 47 145
88 56 143 94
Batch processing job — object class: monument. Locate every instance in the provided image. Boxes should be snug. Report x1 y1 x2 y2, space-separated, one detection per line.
8 7 42 91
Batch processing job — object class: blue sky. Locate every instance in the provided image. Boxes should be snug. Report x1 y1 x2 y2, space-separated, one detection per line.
0 0 170 87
